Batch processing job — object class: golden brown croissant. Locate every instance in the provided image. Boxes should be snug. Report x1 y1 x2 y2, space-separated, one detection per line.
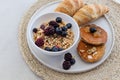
73 4 109 26
55 0 84 16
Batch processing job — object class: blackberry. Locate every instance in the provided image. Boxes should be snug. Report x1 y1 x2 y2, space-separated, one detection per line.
49 21 59 28
64 53 72 61
63 61 71 70
40 24 45 30
35 38 44 47
44 26 55 36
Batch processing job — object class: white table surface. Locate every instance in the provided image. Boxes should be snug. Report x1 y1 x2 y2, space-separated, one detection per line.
0 0 42 80
114 0 120 3
0 0 120 80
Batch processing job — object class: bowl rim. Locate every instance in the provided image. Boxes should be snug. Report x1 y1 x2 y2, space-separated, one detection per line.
27 12 80 55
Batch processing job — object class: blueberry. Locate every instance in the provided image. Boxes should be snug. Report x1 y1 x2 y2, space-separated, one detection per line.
61 31 67 37
90 27 97 33
44 47 51 51
49 21 59 28
58 48 64 51
63 61 71 70
56 17 62 23
35 38 44 47
66 23 72 29
70 58 76 65
33 28 38 33
40 24 45 30
64 53 72 61
51 46 59 52
56 27 62 35
62 26 67 31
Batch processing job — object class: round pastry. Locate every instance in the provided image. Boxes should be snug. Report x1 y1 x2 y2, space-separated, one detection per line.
77 40 105 63
80 24 107 45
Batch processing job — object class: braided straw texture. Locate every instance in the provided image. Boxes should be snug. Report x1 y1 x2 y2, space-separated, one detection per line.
18 0 120 80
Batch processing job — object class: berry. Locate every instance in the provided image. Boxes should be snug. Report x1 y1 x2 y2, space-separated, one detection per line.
51 46 59 52
70 58 76 65
44 47 51 51
49 21 59 28
40 24 45 30
90 27 97 33
33 28 38 33
62 26 67 31
61 31 67 37
56 27 62 35
58 48 64 51
44 26 55 36
56 17 62 23
63 61 71 70
64 53 72 61
66 23 72 29
35 38 44 47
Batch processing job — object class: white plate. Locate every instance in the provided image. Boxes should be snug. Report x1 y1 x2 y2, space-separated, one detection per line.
27 0 114 73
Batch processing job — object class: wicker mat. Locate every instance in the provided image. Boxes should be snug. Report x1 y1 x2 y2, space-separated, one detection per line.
18 0 120 80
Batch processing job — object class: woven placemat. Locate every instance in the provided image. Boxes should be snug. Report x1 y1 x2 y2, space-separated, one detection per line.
18 0 120 80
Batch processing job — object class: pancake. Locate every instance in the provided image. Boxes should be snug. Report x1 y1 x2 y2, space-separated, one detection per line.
77 40 105 63
80 24 107 45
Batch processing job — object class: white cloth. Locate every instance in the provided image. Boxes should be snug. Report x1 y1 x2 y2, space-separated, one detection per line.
0 0 42 80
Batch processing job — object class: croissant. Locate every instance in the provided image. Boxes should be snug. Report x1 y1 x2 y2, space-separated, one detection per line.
73 4 109 26
55 0 84 16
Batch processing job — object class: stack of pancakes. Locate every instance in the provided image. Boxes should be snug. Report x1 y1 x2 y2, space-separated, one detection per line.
77 24 108 63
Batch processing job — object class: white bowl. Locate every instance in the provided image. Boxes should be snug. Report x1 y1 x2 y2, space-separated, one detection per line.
27 12 80 56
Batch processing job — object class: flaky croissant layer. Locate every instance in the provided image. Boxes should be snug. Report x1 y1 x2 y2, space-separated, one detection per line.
55 0 84 16
73 4 109 26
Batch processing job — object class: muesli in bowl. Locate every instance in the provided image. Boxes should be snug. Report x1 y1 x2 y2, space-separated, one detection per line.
27 12 80 56
33 17 74 52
